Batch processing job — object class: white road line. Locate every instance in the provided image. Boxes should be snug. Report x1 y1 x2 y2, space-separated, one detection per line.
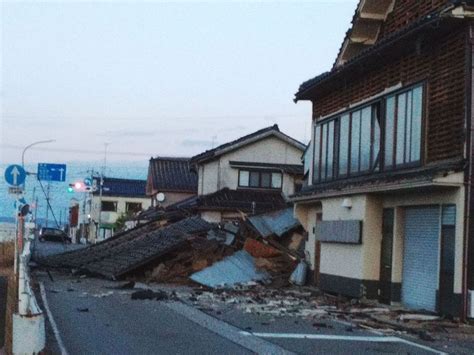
39 282 69 355
240 332 446 355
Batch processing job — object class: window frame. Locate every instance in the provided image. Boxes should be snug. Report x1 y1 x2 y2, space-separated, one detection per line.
312 82 425 185
125 202 142 214
238 169 283 190
101 201 118 212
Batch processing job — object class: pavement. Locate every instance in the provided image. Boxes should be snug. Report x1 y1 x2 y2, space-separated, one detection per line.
31 239 86 260
32 271 453 355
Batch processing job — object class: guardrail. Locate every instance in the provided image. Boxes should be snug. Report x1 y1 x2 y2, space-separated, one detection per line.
12 220 45 354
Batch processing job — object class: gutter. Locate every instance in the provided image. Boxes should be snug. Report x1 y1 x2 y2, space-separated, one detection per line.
462 19 474 322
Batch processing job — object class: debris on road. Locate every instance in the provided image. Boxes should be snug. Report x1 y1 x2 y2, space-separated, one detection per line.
77 307 89 312
131 289 169 301
190 250 270 288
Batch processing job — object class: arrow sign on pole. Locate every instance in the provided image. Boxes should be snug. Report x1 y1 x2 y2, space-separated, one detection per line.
4 165 26 186
37 163 67 182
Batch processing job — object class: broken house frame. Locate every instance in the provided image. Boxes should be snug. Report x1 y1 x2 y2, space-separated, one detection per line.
292 0 474 319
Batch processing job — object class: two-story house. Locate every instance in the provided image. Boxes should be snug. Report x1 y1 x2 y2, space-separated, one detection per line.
89 177 151 242
186 124 306 222
292 0 474 318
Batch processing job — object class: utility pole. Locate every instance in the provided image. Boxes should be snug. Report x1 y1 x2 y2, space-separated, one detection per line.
97 143 109 241
45 182 50 227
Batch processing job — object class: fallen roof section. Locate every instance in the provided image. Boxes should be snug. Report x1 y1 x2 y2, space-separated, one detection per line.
247 208 301 238
190 250 270 288
40 216 214 279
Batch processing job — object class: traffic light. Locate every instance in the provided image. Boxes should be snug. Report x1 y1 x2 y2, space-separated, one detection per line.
68 181 91 192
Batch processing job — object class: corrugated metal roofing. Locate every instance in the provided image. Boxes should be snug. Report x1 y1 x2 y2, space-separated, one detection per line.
93 177 147 197
190 250 269 288
247 208 301 238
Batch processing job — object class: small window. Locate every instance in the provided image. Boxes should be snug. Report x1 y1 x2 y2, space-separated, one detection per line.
101 201 117 212
249 171 260 187
126 202 142 214
261 172 271 188
239 171 249 187
271 172 282 189
238 169 282 190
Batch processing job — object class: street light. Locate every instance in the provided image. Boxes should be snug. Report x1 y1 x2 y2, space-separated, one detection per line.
22 139 56 168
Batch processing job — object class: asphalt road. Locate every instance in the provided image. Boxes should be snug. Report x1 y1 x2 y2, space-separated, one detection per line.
34 271 447 355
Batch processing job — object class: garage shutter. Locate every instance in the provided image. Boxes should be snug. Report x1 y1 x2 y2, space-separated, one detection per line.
402 207 440 311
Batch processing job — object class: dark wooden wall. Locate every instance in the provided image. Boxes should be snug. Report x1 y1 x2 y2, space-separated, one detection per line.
312 27 467 164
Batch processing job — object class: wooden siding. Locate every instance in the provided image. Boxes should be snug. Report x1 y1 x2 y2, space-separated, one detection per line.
380 0 449 40
312 27 467 164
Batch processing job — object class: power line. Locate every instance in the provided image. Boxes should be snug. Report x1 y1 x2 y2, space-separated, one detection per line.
2 113 308 122
0 144 155 157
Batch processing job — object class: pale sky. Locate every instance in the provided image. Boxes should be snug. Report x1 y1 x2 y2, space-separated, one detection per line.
0 0 358 164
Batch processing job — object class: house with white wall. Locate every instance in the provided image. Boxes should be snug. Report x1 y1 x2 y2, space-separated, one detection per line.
89 177 151 242
187 124 306 222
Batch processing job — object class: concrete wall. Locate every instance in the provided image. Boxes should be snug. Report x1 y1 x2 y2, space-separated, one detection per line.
198 136 303 196
90 195 152 223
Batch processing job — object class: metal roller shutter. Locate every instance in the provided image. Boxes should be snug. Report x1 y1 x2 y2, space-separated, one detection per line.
402 207 440 312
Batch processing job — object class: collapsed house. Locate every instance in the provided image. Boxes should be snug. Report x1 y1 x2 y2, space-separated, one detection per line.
40 206 303 289
291 0 474 318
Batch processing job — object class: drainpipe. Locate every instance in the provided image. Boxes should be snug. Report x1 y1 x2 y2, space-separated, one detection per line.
462 21 474 322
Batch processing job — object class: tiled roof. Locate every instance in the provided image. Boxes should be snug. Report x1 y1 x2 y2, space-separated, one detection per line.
40 216 213 279
147 157 198 194
190 125 306 165
228 161 304 175
167 188 287 215
295 1 470 101
290 159 465 201
93 177 147 198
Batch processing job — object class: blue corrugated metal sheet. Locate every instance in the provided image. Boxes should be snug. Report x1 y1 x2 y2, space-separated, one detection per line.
247 208 300 238
190 250 269 288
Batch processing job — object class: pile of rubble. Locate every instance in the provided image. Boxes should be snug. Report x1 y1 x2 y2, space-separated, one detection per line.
40 208 305 289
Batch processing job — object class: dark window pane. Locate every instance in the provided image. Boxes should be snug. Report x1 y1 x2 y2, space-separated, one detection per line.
372 105 381 171
339 114 350 176
321 124 327 180
351 111 361 173
261 172 271 188
101 201 117 212
396 93 406 165
327 121 334 179
249 171 260 187
360 107 371 171
313 125 321 183
405 90 413 162
410 86 422 162
385 96 395 169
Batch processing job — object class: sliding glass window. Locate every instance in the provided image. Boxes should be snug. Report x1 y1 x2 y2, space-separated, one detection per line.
312 84 423 185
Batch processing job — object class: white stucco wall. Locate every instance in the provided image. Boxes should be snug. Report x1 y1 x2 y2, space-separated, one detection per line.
90 195 152 224
294 184 465 294
198 136 303 196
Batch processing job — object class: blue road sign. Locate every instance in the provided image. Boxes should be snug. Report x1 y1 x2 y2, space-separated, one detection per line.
37 163 67 182
4 165 26 186
84 177 92 186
